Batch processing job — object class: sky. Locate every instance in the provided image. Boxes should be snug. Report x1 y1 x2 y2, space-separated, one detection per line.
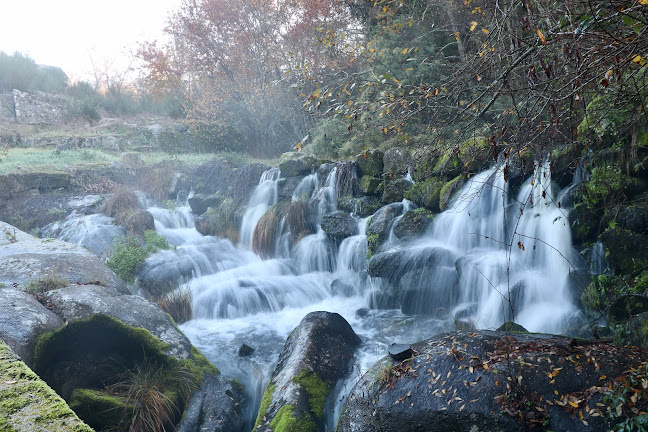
0 0 182 82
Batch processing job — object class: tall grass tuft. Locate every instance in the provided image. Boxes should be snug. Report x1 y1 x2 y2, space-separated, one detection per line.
157 288 193 324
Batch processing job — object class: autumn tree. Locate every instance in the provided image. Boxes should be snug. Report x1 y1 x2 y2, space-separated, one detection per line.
138 0 357 156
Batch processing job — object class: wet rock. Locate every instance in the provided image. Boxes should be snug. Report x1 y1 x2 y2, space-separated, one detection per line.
381 178 412 204
338 330 645 432
411 145 443 182
0 288 63 367
279 176 305 199
238 344 255 357
355 149 384 177
188 192 223 215
497 321 529 332
331 279 355 297
279 152 317 177
137 251 198 298
190 159 268 207
387 344 413 361
366 203 403 240
0 221 128 294
404 177 444 211
616 200 648 234
338 195 383 218
439 175 466 211
176 374 247 432
392 209 434 242
383 148 412 177
254 311 361 432
321 211 358 245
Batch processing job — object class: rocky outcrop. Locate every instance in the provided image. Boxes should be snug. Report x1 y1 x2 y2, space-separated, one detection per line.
188 192 223 215
338 196 382 218
0 221 128 293
338 331 646 432
392 208 434 242
355 150 384 177
254 311 361 432
279 152 318 177
383 148 411 177
13 89 67 125
381 178 412 203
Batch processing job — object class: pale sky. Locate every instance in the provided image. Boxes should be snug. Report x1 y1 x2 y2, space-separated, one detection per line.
0 0 182 82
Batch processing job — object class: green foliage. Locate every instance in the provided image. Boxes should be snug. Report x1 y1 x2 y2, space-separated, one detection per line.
603 362 648 432
0 51 67 93
106 230 169 283
581 166 636 212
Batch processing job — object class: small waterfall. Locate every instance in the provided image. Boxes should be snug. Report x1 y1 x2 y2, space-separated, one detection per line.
292 172 319 202
239 168 281 248
42 212 126 258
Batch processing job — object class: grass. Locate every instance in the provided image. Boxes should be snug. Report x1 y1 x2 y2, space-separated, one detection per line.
157 288 193 324
0 147 279 175
23 273 69 294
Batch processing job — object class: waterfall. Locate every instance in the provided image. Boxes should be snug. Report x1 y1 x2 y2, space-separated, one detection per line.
42 212 126 258
239 168 281 248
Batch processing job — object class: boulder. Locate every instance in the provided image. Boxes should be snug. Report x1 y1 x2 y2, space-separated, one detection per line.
358 175 381 196
392 209 434 242
404 178 444 211
254 311 361 432
0 341 92 432
321 211 358 246
0 288 63 366
188 193 223 215
121 208 155 235
0 221 128 294
411 145 443 182
439 175 466 211
279 152 317 177
616 200 648 234
338 331 646 432
338 196 383 218
176 374 247 432
279 176 306 199
383 148 412 177
381 178 412 204
355 149 384 177
366 203 403 240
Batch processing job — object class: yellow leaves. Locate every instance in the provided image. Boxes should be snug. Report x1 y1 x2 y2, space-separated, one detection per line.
401 48 409 54
536 28 546 45
482 28 489 34
633 55 648 67
369 48 376 53
453 32 460 41
640 0 648 4
470 21 478 32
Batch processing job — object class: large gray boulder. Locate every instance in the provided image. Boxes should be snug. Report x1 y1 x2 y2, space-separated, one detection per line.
0 288 63 366
321 211 358 245
366 203 403 240
338 331 644 432
383 148 412 177
279 152 318 177
254 311 361 432
0 221 128 293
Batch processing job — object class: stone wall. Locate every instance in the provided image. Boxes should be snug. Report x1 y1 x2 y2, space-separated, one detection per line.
0 92 14 121
13 89 68 125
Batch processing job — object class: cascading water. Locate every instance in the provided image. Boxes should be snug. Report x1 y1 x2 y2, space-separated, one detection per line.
39 160 590 430
42 212 126 257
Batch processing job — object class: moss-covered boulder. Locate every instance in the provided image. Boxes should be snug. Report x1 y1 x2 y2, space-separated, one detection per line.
404 178 444 211
439 175 466 211
188 192 223 216
279 152 318 177
381 178 412 204
338 331 647 432
366 203 404 246
321 210 358 246
392 208 435 242
254 311 360 432
355 149 384 177
411 145 443 182
68 388 131 431
0 341 92 432
195 197 244 243
358 175 381 195
457 136 491 174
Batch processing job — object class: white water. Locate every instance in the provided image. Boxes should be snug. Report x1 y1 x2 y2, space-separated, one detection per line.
40 162 587 429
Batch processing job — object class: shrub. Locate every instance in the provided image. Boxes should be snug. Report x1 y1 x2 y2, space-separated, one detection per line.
107 231 170 283
103 188 141 220
23 274 68 294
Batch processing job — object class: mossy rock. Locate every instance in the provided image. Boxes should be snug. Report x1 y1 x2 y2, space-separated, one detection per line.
411 145 443 182
496 321 529 333
0 341 92 432
381 178 412 204
195 197 242 243
68 388 131 430
279 152 317 177
433 148 462 178
355 149 384 177
359 175 381 195
404 178 444 211
393 208 435 242
439 175 466 211
338 195 383 217
457 137 491 174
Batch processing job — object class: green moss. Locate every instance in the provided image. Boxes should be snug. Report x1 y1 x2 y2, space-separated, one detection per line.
0 341 92 432
404 177 443 211
292 370 331 420
269 405 317 432
254 383 276 428
367 233 381 259
439 174 465 210
183 346 219 381
68 388 129 430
